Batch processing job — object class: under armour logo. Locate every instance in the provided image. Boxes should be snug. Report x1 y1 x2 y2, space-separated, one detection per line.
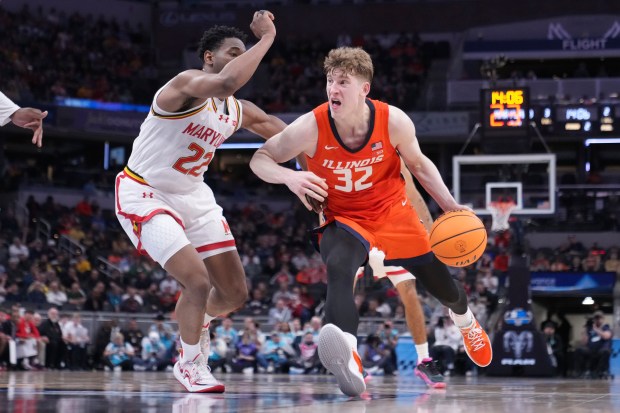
218 114 230 123
142 192 153 198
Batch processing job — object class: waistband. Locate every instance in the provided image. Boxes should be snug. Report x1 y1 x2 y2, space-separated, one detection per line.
124 166 148 185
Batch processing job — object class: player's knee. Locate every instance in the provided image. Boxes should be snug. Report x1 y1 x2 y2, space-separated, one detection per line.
225 282 248 308
234 287 249 308
396 279 417 295
324 253 353 279
438 285 465 308
182 275 210 304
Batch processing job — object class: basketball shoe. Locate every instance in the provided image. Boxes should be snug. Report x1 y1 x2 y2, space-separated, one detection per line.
173 352 225 393
414 358 446 389
318 323 366 397
450 311 493 367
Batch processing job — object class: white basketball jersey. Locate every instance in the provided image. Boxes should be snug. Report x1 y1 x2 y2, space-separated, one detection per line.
127 84 242 193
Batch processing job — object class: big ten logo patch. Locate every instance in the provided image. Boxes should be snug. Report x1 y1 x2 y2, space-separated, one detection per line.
221 219 231 236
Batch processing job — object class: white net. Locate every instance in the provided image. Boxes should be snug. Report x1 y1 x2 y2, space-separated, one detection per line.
489 202 516 232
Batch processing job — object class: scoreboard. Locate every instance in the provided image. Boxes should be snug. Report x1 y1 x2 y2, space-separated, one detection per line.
479 88 530 152
480 87 618 135
536 104 616 133
481 88 530 131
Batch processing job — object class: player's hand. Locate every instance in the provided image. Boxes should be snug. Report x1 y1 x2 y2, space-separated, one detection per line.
10 107 48 147
250 10 276 40
284 171 328 212
443 203 473 213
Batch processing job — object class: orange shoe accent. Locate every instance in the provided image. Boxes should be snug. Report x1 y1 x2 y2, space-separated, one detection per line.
352 350 364 374
459 319 493 367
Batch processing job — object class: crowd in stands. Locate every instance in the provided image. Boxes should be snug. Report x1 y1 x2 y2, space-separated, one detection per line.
0 194 617 377
0 193 507 324
253 30 439 113
529 235 620 275
0 192 506 374
0 5 158 105
1 5 443 111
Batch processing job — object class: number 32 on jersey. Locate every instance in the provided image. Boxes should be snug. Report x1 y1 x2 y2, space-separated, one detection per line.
333 166 372 192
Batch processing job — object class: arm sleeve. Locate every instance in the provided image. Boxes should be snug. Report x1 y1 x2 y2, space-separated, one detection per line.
0 92 21 127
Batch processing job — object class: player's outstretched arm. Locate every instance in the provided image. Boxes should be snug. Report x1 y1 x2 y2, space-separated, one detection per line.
400 159 433 232
239 99 308 170
169 11 276 101
389 105 468 213
1 91 47 147
239 99 286 139
250 112 327 210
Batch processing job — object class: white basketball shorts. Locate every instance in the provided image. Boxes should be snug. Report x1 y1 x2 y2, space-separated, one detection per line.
115 168 235 266
355 266 415 286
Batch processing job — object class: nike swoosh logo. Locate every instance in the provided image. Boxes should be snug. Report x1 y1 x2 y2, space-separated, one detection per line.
325 146 338 150
402 199 407 206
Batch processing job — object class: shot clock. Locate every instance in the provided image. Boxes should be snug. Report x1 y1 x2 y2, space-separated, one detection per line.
481 88 530 130
479 88 530 153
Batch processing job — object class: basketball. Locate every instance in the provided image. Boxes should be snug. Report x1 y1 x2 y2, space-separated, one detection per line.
429 210 487 267
305 193 326 213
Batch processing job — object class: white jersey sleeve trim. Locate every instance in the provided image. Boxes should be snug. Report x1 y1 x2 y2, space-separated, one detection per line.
150 80 209 117
232 97 243 132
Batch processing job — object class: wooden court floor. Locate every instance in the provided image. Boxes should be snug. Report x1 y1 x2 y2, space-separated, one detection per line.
1 371 619 412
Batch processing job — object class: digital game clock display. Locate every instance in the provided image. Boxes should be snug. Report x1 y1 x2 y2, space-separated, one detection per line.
481 88 530 130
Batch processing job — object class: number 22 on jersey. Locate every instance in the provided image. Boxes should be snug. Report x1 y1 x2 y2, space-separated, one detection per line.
333 166 372 192
172 143 214 177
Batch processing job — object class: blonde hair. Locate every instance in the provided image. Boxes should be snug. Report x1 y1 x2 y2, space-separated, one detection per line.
324 47 373 83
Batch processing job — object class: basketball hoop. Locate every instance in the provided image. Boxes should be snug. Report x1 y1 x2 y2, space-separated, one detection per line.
488 201 516 232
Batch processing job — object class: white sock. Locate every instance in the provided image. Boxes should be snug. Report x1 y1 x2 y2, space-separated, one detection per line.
203 313 216 329
180 337 201 363
450 308 475 329
415 343 430 362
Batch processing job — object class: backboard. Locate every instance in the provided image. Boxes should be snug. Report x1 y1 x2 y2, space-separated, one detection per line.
452 154 556 215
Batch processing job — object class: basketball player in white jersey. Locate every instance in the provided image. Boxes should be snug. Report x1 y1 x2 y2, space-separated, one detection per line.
115 11 283 393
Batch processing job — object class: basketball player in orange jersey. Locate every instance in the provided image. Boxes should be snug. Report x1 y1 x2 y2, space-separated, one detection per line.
316 159 444 388
352 161 445 388
251 47 492 396
115 11 287 393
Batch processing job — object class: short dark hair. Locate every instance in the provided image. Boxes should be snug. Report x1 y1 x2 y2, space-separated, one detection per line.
197 25 247 62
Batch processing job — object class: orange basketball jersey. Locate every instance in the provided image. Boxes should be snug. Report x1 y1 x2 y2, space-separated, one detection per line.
306 99 406 222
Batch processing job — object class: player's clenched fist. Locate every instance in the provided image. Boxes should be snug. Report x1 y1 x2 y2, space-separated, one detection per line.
250 10 276 40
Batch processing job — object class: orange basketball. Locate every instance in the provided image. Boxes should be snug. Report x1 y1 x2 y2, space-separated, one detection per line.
429 210 487 267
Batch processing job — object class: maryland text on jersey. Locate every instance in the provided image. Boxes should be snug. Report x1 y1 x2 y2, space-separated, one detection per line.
182 122 228 148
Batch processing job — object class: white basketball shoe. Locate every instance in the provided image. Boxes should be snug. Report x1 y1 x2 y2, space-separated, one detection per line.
318 323 366 397
173 351 225 393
